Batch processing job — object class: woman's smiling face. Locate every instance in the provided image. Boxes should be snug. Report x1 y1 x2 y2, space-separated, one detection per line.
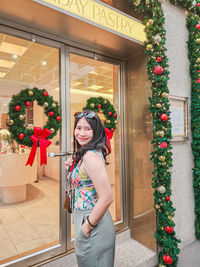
74 117 94 147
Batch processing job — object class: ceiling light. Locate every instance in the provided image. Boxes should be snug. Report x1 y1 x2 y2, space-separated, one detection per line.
0 42 27 56
0 60 15 69
88 85 103 90
12 54 18 60
89 71 98 75
42 61 47 66
54 87 59 91
0 72 7 78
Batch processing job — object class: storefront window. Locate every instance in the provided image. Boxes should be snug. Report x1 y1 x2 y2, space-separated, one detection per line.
69 53 121 238
0 33 60 263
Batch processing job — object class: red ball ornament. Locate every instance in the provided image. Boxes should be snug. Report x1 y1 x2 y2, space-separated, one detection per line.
198 3 200 7
111 128 114 132
157 57 162 62
15 105 21 111
48 111 54 117
26 101 31 108
98 104 101 108
163 254 173 265
159 142 167 149
166 196 170 202
160 114 168 121
197 78 200 83
43 91 48 96
108 112 112 116
198 70 200 73
18 133 24 140
114 113 117 118
154 66 163 75
195 24 200 30
165 226 173 233
56 116 61 122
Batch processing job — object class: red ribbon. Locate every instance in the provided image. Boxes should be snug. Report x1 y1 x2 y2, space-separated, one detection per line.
26 127 51 166
105 127 113 153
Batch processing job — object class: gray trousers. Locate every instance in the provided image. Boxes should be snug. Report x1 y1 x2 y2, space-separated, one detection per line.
74 209 115 267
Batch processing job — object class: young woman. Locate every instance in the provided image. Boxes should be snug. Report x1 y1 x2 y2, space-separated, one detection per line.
64 110 115 267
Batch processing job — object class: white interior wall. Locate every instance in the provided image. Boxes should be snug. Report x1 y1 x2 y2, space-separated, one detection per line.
162 0 195 248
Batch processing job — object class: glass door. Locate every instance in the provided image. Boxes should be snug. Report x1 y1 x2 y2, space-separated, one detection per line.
67 48 124 244
0 31 68 266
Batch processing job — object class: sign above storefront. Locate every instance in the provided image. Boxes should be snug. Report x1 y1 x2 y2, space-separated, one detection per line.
33 0 146 43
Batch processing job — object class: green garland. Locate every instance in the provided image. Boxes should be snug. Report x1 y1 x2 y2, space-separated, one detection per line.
130 1 181 266
7 87 61 147
83 97 118 131
187 13 200 239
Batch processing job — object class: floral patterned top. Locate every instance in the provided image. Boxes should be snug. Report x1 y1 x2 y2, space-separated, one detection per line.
70 150 104 210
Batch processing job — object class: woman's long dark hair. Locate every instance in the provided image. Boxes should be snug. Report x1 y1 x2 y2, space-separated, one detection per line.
73 111 110 164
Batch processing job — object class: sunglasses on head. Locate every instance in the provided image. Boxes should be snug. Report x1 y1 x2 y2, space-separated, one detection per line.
74 111 96 119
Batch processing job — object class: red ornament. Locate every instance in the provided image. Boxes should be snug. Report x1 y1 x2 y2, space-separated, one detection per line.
111 128 114 132
15 105 21 111
159 142 167 149
160 114 168 121
48 111 54 117
195 24 200 30
114 113 117 118
108 112 112 116
43 91 48 96
56 116 61 122
154 66 163 75
198 70 200 73
26 101 31 108
166 196 170 202
198 3 200 7
98 104 101 108
197 78 200 83
157 57 162 62
165 226 173 233
163 254 173 265
18 133 24 140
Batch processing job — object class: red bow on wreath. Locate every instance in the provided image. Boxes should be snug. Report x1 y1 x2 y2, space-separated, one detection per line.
105 127 113 153
26 127 52 166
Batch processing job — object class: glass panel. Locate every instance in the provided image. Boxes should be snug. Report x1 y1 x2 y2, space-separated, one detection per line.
69 54 121 239
0 33 60 264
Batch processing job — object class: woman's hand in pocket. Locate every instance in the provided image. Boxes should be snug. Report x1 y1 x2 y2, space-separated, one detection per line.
81 222 90 238
64 156 73 170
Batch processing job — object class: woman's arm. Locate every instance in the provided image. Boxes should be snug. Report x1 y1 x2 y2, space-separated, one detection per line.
81 151 113 236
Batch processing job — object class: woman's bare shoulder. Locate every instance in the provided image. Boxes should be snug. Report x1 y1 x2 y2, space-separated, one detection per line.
83 150 103 165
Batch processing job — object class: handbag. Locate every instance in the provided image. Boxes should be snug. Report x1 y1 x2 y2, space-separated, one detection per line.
64 165 74 213
64 192 72 213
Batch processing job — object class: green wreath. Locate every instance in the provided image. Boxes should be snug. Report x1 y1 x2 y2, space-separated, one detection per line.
7 87 61 147
83 96 118 132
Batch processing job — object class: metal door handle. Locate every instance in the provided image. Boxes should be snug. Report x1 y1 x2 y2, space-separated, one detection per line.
48 152 73 158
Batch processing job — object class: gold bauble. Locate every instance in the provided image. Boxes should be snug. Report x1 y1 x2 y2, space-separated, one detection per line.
28 90 33 96
157 185 166 193
134 0 140 6
159 156 165 162
168 216 173 221
148 19 153 25
106 120 111 124
51 128 55 133
156 130 164 137
104 100 107 104
156 103 162 108
155 204 160 209
52 103 56 108
7 119 14 125
90 103 95 108
146 44 153 51
146 0 150 4
197 58 200 63
197 39 200 44
162 92 168 98
19 115 25 120
43 102 48 107
115 120 118 124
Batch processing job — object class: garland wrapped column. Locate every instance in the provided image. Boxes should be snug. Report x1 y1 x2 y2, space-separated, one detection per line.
186 13 200 239
130 1 181 266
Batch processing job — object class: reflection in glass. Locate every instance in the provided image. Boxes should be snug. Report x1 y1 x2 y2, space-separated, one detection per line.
0 33 60 263
69 54 121 238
